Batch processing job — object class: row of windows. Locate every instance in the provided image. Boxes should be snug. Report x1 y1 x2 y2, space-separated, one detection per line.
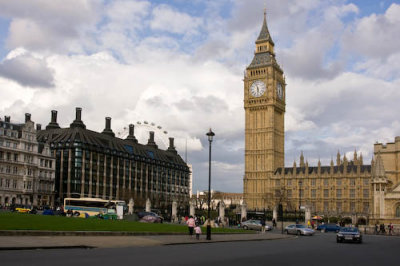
0 128 18 138
0 178 32 190
277 178 369 187
308 202 370 213
0 140 18 148
281 188 369 199
40 159 53 169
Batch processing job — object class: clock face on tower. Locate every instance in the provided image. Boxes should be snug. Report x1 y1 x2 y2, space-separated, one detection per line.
250 80 266 97
277 82 283 99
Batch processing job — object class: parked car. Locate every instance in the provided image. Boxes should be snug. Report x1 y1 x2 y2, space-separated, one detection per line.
337 227 362 243
317 223 341 232
15 207 31 213
137 211 163 223
241 220 272 231
285 224 315 236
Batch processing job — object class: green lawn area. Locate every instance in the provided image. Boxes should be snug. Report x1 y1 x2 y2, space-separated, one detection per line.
0 212 248 233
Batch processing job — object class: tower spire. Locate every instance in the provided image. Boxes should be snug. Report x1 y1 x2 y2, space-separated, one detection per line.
256 8 273 45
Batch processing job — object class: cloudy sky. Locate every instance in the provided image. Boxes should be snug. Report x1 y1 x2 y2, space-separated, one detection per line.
1 0 400 193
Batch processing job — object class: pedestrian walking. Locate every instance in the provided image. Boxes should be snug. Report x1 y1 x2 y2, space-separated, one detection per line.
261 219 266 233
272 218 277 228
374 223 378 235
195 224 202 240
187 215 195 238
388 223 393 235
380 223 385 234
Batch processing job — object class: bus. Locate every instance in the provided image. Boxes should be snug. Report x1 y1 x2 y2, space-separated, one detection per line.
63 198 126 218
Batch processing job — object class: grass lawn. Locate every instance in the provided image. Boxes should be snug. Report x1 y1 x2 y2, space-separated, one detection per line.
0 212 248 233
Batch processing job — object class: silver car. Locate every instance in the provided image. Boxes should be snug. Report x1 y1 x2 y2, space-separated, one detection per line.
241 220 272 231
285 224 315 236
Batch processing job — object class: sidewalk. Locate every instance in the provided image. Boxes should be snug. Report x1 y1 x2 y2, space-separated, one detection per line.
0 232 293 250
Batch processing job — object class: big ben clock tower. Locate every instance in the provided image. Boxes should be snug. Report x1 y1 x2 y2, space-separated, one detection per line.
243 10 285 210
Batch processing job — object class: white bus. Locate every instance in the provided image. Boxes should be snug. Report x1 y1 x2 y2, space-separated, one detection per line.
63 198 126 218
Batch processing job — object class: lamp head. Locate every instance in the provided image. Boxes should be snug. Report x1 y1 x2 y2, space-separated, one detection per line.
206 128 215 142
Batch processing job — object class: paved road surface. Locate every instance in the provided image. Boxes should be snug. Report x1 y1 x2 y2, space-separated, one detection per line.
1 233 399 266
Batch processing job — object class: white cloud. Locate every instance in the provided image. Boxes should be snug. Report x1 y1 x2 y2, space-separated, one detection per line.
342 3 400 59
0 0 100 53
150 4 203 35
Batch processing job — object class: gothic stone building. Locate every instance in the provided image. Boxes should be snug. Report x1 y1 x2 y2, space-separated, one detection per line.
37 108 190 209
243 11 400 224
0 114 55 207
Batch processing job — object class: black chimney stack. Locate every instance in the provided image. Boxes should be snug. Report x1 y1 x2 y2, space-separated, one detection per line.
4 116 10 123
147 131 158 148
167 137 177 154
46 110 60 130
25 113 31 123
126 124 138 143
36 124 42 131
70 107 86 129
102 117 115 137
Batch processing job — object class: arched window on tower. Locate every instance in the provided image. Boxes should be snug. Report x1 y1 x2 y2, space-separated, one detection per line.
396 205 400 217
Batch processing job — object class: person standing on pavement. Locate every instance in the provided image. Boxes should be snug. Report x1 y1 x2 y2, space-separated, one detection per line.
187 215 196 238
195 224 202 240
272 218 277 228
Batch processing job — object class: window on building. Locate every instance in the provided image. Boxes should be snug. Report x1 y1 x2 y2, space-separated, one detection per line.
324 201 329 211
311 202 316 212
363 179 369 186
287 179 292 186
311 189 316 198
13 166 17 174
287 190 292 198
324 179 329 186
350 189 355 198
13 180 17 189
363 202 369 213
336 189 342 199
324 189 329 198
14 154 18 162
350 179 356 186
6 179 10 188
337 202 342 212
396 206 400 217
299 189 304 198
336 179 342 186
350 202 356 212
275 179 280 187
363 189 369 198
311 179 316 187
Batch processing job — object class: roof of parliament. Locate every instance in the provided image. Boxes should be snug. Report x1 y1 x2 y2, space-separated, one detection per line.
37 108 188 169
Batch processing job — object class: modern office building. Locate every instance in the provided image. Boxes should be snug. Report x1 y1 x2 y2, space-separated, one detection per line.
0 114 55 207
37 108 191 209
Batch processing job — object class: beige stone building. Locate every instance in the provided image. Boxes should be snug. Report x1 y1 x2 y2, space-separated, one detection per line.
0 114 55 207
243 11 400 224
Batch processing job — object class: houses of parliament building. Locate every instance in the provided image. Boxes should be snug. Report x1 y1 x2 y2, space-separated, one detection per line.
243 11 400 224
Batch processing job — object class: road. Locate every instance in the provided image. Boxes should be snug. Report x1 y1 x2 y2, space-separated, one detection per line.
1 232 399 266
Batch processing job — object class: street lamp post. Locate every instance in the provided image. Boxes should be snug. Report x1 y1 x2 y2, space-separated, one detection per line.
206 128 215 240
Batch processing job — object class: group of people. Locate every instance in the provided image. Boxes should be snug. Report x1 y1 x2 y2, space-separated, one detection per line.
374 223 394 235
186 215 202 240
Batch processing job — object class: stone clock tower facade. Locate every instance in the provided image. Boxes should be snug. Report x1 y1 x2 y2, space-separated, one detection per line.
243 11 286 210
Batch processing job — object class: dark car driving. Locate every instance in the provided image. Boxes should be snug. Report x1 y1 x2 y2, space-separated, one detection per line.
336 227 362 243
317 223 341 232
